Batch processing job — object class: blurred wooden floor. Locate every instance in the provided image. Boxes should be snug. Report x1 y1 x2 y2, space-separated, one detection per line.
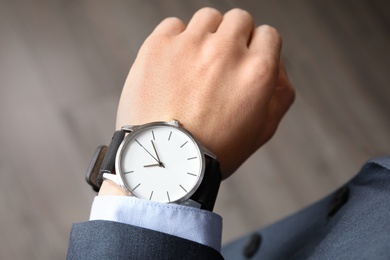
1 0 389 259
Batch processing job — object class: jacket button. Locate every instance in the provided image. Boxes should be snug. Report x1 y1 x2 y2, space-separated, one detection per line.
243 233 262 258
327 186 349 217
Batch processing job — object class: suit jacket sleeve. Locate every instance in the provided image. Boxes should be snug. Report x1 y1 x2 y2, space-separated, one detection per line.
67 220 223 260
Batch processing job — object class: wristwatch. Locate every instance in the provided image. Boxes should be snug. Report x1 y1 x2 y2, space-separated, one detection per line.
86 120 221 211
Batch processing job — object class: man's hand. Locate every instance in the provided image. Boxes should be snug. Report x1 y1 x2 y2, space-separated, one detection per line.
116 8 295 179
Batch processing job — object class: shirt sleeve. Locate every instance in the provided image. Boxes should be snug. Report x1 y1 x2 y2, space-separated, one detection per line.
89 196 223 252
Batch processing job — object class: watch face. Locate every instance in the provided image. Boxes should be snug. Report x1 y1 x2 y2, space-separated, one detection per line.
115 122 205 203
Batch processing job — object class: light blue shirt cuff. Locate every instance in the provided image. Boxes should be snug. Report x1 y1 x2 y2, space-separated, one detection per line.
89 196 223 252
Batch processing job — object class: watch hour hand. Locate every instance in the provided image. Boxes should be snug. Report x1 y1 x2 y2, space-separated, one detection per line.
143 163 161 168
151 140 165 168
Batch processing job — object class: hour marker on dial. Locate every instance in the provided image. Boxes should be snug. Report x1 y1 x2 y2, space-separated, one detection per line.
180 141 188 148
187 172 197 177
149 191 154 200
168 131 172 141
132 183 141 191
167 191 171 202
124 171 134 174
187 156 197 160
179 185 187 193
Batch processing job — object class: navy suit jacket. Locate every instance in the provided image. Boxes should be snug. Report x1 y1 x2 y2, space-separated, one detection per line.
67 157 390 259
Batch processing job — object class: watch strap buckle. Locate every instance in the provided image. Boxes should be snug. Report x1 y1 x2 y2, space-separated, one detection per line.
85 145 108 192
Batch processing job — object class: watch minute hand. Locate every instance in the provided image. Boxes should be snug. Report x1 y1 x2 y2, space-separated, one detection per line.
135 139 159 163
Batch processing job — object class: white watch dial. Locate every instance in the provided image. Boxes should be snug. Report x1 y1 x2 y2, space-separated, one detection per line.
116 123 204 203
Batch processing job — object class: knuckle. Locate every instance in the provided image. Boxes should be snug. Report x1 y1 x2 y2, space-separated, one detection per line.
258 24 282 44
162 16 183 26
225 8 254 26
162 16 180 23
228 8 252 18
197 7 222 17
159 17 185 32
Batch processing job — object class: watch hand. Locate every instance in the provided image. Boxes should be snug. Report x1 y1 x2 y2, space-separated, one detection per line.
135 139 160 163
143 163 161 168
151 140 165 168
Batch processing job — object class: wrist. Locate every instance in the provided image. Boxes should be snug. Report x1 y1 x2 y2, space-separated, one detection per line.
98 180 131 196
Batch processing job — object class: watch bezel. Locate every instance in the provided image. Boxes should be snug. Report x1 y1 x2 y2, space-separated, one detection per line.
115 121 206 204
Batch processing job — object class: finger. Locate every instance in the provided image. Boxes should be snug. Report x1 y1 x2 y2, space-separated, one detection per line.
217 9 254 44
248 25 282 63
152 17 186 36
258 61 295 144
185 7 223 34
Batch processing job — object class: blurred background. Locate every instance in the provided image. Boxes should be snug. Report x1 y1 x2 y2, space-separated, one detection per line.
1 0 389 259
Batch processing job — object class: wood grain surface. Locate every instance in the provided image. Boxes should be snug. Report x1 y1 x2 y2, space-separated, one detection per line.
0 0 389 259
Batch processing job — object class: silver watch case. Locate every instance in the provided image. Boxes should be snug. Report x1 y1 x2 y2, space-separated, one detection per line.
114 120 216 205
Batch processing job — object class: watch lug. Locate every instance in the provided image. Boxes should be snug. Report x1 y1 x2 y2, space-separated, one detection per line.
121 125 136 132
180 199 201 209
203 146 217 160
103 173 125 188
